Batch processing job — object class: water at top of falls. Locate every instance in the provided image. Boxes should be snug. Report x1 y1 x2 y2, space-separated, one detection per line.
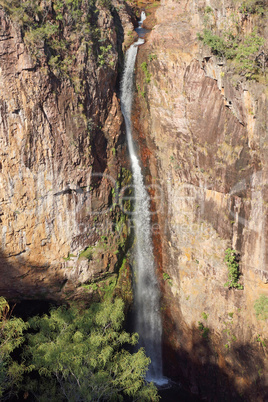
140 11 146 24
136 11 148 38
120 14 168 387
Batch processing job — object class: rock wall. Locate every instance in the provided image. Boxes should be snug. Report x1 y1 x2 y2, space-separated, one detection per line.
0 0 136 301
135 0 268 399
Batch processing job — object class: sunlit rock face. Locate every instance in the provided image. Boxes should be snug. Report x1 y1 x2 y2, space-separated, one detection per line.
134 0 268 399
0 1 136 301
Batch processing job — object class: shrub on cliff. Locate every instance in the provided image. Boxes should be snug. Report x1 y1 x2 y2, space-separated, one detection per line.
239 0 266 16
197 0 267 80
0 0 115 80
224 248 244 290
198 28 265 78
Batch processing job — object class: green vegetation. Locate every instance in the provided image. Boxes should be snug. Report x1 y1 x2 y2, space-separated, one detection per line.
98 44 113 66
198 28 265 78
223 319 237 350
114 258 133 305
198 322 209 339
204 5 213 13
256 334 266 347
79 246 93 261
0 0 114 84
148 53 157 61
136 82 146 98
0 297 28 399
78 168 133 300
81 282 98 291
163 272 172 286
141 62 152 83
224 248 244 289
163 272 170 281
82 276 118 299
254 295 268 320
202 312 209 320
198 0 267 80
239 0 266 15
63 253 76 261
145 1 160 9
0 297 159 401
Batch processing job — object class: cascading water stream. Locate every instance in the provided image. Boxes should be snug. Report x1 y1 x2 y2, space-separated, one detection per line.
140 10 146 24
120 13 168 386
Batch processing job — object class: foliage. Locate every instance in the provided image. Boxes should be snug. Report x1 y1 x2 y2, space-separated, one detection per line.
24 299 159 401
224 248 244 289
163 272 172 286
98 44 113 66
254 295 268 320
82 276 117 299
99 276 117 296
197 29 236 58
141 62 152 83
198 322 209 339
148 53 157 61
0 298 159 400
163 272 170 281
81 282 98 291
204 5 213 13
0 0 113 84
239 0 266 16
202 312 208 320
63 253 76 261
99 0 111 9
79 246 93 261
0 297 28 400
256 334 266 347
234 29 265 76
222 319 237 351
197 24 266 78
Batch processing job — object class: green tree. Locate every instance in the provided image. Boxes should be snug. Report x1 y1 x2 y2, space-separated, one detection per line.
0 297 28 400
224 248 243 289
24 298 159 401
234 29 265 76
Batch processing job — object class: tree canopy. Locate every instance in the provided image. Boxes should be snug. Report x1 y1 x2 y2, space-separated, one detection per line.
0 297 159 401
0 297 28 400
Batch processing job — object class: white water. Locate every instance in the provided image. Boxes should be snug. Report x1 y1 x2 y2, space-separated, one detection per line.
140 11 146 24
120 16 168 386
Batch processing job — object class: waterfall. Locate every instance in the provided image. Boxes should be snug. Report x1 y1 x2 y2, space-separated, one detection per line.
140 11 146 24
120 16 168 386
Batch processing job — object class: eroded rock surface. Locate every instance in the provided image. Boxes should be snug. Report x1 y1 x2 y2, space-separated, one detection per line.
0 0 135 301
135 0 268 399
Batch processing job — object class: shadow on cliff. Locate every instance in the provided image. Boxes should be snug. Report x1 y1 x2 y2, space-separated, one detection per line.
163 321 268 402
0 250 67 303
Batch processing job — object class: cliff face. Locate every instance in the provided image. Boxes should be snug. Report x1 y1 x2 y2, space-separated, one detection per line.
1 0 268 397
135 0 268 399
0 0 135 301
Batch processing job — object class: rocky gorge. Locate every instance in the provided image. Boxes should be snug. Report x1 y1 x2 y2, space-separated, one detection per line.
0 0 267 400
